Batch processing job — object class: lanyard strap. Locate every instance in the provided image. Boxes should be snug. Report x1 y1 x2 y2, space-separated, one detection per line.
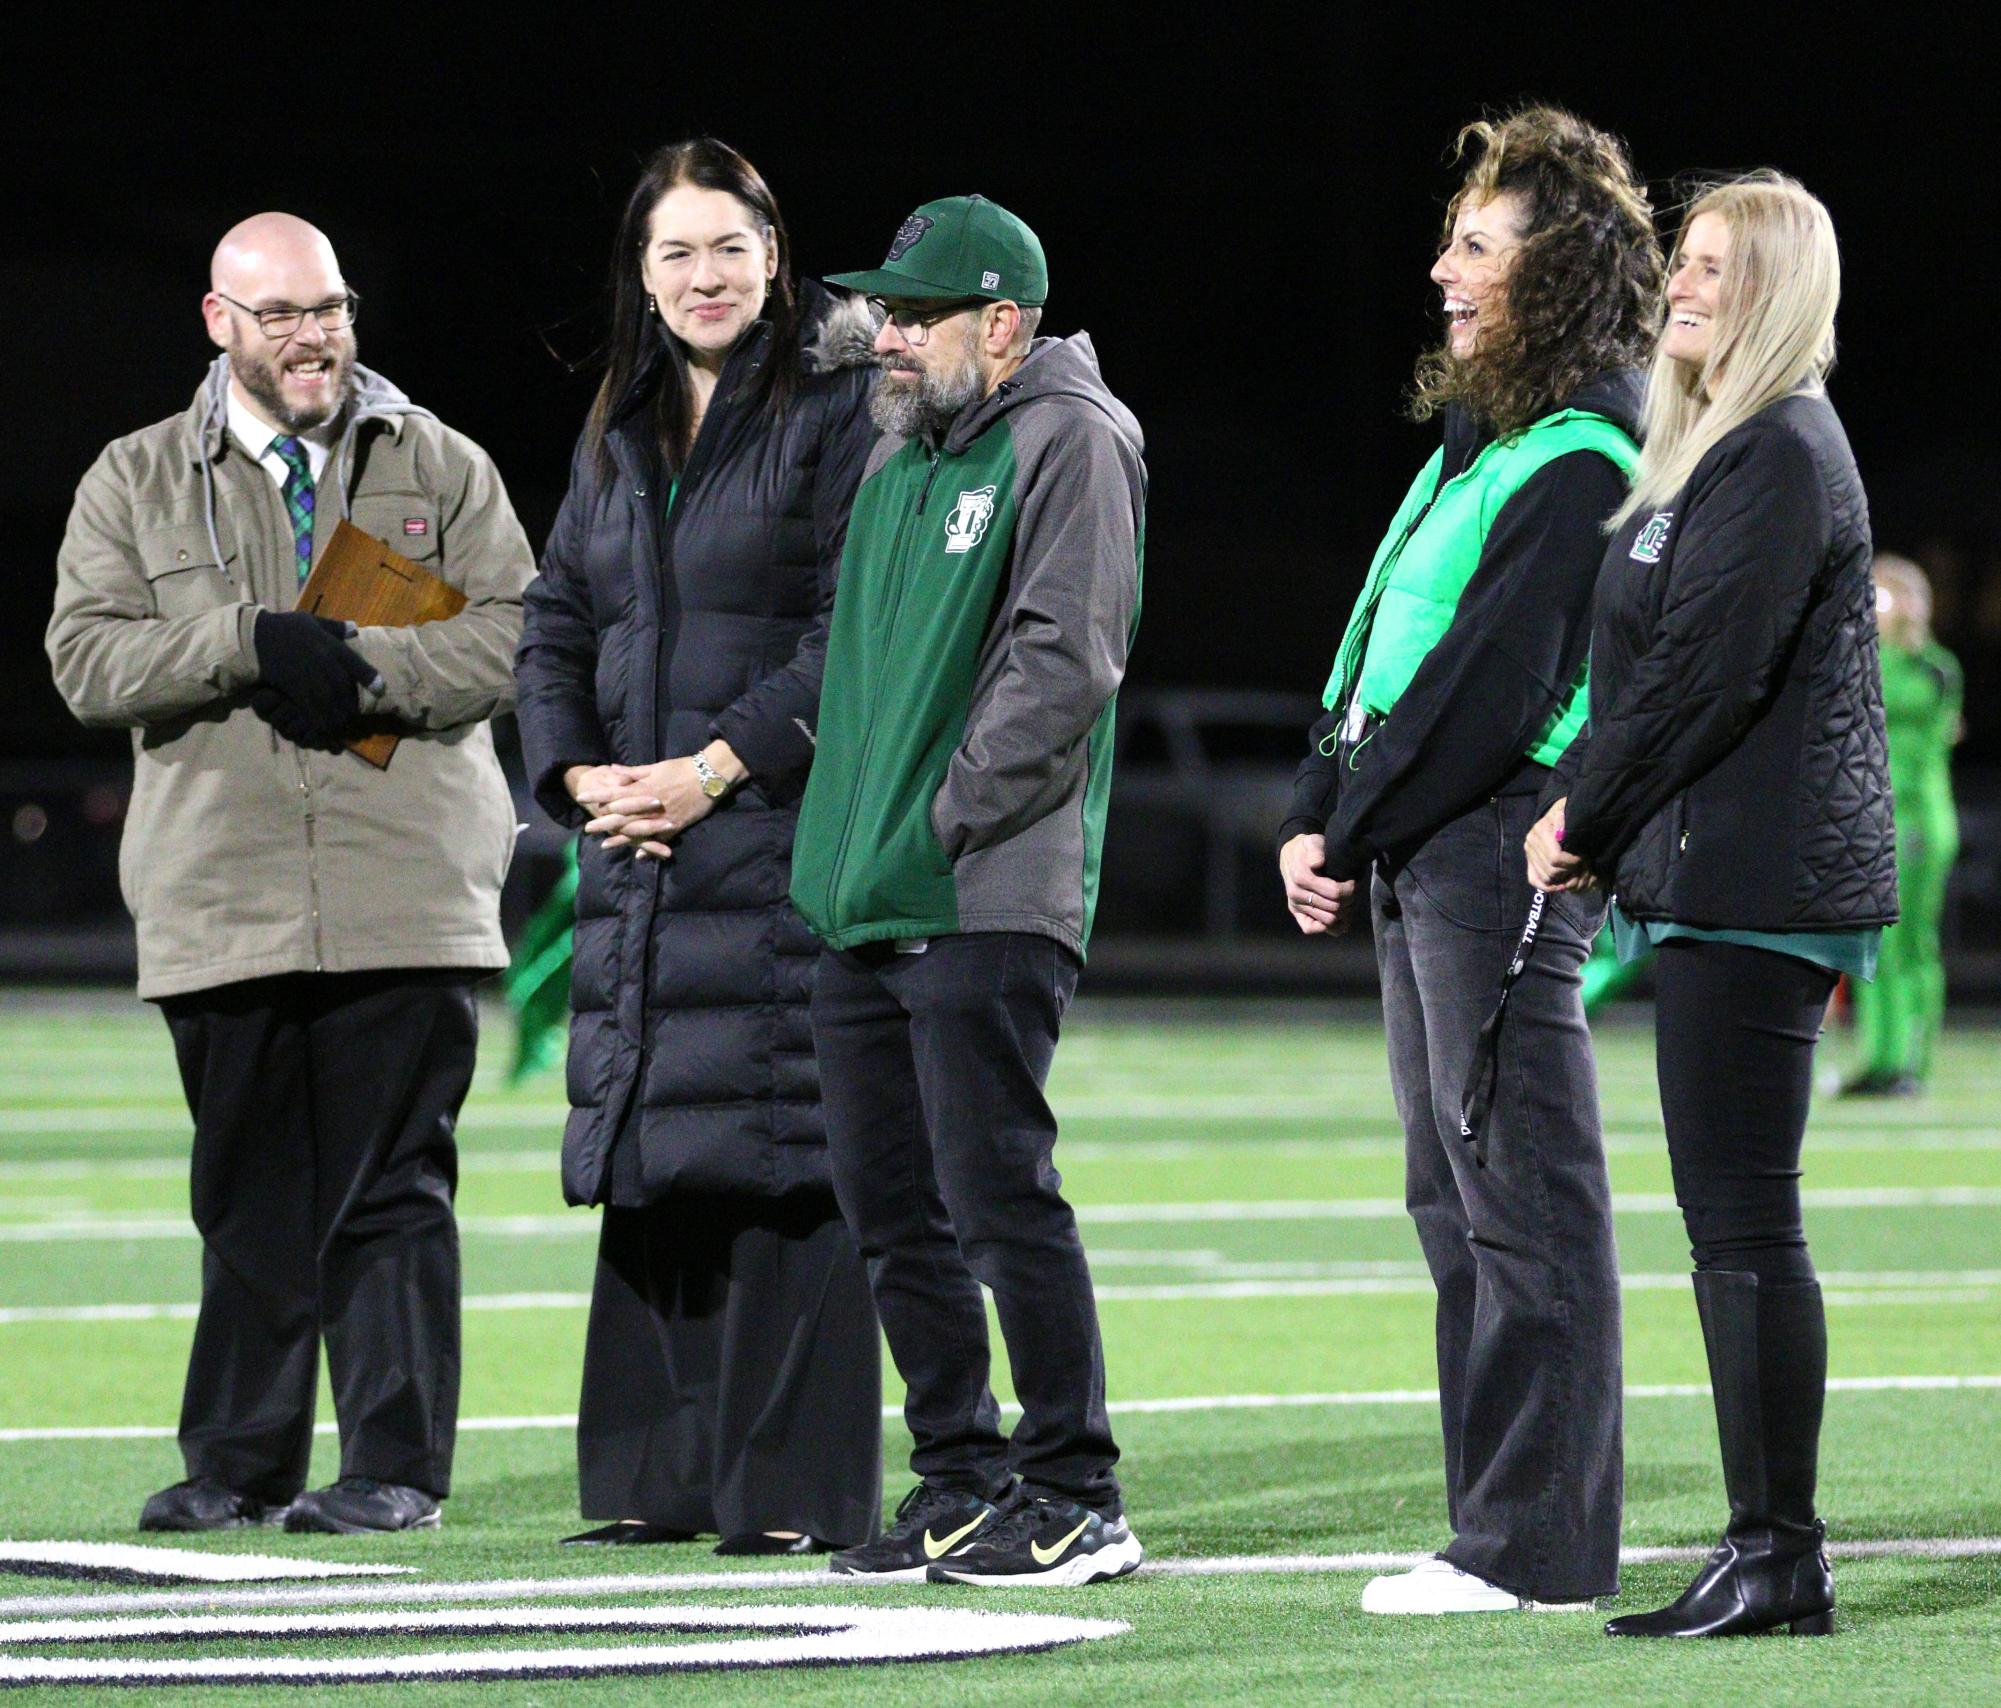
1457 888 1548 1168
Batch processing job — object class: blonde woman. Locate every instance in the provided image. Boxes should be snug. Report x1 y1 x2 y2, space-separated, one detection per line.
1527 175 1897 1638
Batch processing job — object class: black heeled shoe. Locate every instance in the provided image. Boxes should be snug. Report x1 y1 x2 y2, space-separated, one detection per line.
714 1532 830 1557
1606 1521 1834 1637
560 1520 697 1546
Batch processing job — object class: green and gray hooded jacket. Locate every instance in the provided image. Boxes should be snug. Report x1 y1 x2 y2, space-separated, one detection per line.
790 333 1145 959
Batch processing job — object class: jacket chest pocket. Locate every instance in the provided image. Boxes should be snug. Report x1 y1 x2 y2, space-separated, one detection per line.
348 496 443 567
138 522 240 617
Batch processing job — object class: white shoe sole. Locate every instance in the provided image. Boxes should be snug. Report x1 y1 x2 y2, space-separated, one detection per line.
929 1536 1144 1587
1361 1583 1596 1614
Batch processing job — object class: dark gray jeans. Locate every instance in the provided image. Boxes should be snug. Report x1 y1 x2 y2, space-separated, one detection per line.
1371 788 1622 1600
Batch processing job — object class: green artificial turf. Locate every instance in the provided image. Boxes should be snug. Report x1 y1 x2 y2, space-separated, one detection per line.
0 990 1996 1705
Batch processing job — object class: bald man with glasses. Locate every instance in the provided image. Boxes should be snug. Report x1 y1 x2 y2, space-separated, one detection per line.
48 212 535 1536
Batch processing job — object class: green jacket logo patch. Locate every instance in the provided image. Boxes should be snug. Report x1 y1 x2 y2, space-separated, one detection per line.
944 485 998 554
1631 511 1674 563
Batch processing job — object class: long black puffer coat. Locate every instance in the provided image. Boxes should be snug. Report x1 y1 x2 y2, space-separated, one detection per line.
515 290 877 1205
1555 390 1897 930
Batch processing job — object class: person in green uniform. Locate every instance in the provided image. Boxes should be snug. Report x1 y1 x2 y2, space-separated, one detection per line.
1844 553 1963 1095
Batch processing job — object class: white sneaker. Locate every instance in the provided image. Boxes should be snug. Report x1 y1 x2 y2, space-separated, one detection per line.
1360 1556 1595 1614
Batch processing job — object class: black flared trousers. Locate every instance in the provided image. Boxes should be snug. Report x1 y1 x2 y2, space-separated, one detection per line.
1372 790 1624 1601
576 1191 882 1546
160 969 476 1502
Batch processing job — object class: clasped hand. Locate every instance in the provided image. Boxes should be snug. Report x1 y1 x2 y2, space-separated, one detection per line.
1523 797 1600 893
567 758 720 860
1279 833 1359 936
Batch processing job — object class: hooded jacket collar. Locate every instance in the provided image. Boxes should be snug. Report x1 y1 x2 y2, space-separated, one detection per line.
938 332 1144 459
1442 367 1646 476
186 353 432 466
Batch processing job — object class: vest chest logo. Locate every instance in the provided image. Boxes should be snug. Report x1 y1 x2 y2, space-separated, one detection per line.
943 485 998 554
1630 511 1674 563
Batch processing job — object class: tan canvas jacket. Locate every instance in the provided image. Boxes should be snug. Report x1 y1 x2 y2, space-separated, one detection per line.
47 358 535 998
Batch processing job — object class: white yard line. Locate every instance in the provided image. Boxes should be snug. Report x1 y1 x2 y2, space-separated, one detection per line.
9 1269 2000 1325
2 1375 1993 1445
2 1536 1996 1620
8 1184 2001 1242
10 1128 2001 1183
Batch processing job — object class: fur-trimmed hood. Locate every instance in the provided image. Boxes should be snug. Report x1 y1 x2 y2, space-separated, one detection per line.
802 284 878 375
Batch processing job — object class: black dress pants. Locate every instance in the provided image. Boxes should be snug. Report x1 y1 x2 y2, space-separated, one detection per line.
1371 790 1624 1600
1652 939 1838 1279
576 1192 881 1545
811 931 1122 1516
159 969 476 1501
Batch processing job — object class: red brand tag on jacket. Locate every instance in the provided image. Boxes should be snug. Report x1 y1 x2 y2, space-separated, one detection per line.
403 518 428 536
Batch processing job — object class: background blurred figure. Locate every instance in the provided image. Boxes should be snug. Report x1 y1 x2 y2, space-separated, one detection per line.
513 139 882 1556
1845 553 1962 1095
47 212 533 1537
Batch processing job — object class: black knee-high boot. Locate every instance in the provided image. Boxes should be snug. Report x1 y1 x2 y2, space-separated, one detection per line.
1607 1270 1835 1638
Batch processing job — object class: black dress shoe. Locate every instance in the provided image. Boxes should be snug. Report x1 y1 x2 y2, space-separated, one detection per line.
714 1532 830 1557
561 1520 697 1546
1606 1521 1834 1637
138 1477 277 1533
285 1477 440 1535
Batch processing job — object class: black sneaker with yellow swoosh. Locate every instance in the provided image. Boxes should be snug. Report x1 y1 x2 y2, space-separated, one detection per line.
828 1483 1003 1582
925 1495 1143 1587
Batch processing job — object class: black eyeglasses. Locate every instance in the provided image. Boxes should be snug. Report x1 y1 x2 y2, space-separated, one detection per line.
216 290 360 340
865 296 986 347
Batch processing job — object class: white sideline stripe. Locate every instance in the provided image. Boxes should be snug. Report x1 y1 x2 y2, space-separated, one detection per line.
2 1537 1996 1620
11 1269 2001 1324
3 1375 1994 1444
0 1604 1127 1684
1149 1535 2001 1578
0 1542 409 1583
8 1184 2001 1242
9 1092 2001 1128
8 1126 2001 1179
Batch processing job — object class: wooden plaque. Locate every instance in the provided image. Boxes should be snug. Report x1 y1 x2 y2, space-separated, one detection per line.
295 519 467 769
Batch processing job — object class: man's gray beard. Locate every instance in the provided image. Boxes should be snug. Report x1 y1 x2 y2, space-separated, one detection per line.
231 332 358 433
870 348 983 439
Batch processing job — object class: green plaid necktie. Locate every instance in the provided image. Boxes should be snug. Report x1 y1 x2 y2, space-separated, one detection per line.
270 436 316 583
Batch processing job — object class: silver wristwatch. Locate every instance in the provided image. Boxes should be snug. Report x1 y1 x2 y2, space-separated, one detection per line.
693 754 731 799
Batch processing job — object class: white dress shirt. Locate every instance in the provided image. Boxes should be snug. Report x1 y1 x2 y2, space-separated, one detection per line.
225 383 336 489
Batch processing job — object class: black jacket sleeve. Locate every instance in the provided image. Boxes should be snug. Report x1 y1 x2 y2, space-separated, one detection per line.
1309 448 1630 880
513 439 610 829
1561 426 1830 869
709 374 877 785
1278 705 1344 846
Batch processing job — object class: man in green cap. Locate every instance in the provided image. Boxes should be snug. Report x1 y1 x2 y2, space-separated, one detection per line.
792 195 1146 1587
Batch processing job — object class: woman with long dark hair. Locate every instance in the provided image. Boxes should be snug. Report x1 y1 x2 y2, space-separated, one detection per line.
514 138 881 1554
1278 106 1661 1613
1528 174 1895 1638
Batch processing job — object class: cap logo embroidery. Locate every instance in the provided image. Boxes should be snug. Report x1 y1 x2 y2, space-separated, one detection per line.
886 214 934 263
981 270 1000 290
403 518 429 536
943 485 998 554
1629 511 1673 563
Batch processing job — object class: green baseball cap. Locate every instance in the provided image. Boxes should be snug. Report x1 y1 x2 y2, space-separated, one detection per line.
826 194 1048 306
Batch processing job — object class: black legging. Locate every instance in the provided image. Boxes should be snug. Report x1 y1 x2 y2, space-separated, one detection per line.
1653 938 1839 1282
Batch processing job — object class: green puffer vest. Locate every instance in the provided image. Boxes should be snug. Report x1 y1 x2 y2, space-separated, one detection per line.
1323 409 1640 766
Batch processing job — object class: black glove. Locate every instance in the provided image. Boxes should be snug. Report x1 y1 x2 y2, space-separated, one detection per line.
250 611 383 751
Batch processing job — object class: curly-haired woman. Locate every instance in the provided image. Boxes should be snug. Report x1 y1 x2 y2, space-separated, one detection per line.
1277 107 1662 1613
1528 176 1894 1638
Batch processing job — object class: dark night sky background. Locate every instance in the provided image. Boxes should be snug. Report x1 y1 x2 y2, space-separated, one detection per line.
9 15 1999 765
